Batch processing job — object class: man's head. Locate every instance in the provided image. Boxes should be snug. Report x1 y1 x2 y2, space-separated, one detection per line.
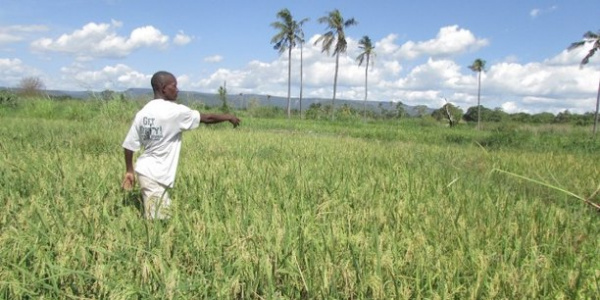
151 71 178 101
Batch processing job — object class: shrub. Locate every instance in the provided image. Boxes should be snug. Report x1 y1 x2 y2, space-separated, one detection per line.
0 90 17 107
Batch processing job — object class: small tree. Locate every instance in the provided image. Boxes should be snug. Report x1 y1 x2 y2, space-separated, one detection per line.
464 105 491 123
432 100 463 127
100 89 115 101
554 110 572 124
18 76 45 98
395 102 407 119
414 105 429 118
0 89 17 107
218 82 230 113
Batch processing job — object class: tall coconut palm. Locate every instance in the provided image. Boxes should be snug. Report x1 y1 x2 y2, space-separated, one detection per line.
270 9 308 118
356 35 375 121
468 58 486 130
315 9 357 121
296 18 309 119
568 31 600 135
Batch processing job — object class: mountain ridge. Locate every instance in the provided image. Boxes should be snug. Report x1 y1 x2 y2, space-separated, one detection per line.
2 87 434 116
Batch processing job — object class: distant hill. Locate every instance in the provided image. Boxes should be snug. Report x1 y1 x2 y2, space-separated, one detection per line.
3 87 434 117
118 88 433 117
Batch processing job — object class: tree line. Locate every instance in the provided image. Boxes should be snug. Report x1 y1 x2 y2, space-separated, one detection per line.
270 7 600 134
300 101 597 127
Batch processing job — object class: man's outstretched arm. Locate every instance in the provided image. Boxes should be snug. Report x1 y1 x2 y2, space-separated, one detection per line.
200 113 241 128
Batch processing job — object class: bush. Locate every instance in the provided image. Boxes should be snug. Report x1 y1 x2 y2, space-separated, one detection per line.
0 90 17 107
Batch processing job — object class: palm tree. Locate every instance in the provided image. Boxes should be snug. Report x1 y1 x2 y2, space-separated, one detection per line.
468 58 486 130
296 18 309 119
270 9 308 119
568 31 600 135
315 9 357 121
356 35 375 121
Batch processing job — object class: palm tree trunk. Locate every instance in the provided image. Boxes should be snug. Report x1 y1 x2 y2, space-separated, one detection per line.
300 42 304 119
594 73 600 135
332 52 340 121
287 46 292 119
363 55 369 121
476 71 481 130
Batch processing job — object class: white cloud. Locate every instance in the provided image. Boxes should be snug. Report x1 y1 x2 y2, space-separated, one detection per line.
58 63 149 90
204 55 223 63
530 9 541 18
0 25 49 45
376 34 400 56
397 25 489 60
0 32 22 45
501 101 520 114
0 58 42 87
173 31 192 46
30 20 169 60
176 74 191 89
530 6 558 19
397 58 464 90
486 61 597 98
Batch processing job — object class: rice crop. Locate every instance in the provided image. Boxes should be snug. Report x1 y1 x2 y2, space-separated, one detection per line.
1 99 599 299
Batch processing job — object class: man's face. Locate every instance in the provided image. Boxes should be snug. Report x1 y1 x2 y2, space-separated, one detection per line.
163 76 179 101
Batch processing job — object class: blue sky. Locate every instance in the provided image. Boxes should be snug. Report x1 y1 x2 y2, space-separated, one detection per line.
1 0 599 114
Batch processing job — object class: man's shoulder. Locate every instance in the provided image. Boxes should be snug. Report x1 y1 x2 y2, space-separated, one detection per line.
149 99 193 110
141 99 180 112
137 100 197 119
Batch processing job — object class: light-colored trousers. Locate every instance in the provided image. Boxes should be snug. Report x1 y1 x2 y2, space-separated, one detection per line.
137 173 172 220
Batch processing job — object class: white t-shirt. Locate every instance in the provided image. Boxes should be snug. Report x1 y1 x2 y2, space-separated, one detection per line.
122 99 201 187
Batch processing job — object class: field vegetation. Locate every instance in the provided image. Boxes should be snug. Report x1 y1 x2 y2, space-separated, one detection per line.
1 96 599 299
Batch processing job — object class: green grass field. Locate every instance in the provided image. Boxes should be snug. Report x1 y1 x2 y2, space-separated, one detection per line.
1 99 599 299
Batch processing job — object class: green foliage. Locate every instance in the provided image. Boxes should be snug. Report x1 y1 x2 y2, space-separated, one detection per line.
0 89 17 107
218 85 230 113
395 102 407 119
1 100 599 299
463 106 481 122
431 103 463 126
98 89 115 101
305 103 333 120
531 112 556 124
464 105 508 123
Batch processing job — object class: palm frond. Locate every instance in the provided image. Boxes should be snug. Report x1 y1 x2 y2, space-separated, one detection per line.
569 30 600 66
344 18 358 27
356 53 365 65
468 59 486 72
583 31 600 40
581 47 598 66
568 41 586 51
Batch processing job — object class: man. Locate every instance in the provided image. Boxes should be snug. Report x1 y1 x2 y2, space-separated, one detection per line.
121 71 240 219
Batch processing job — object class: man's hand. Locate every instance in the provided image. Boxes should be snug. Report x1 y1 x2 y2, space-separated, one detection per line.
122 172 135 191
229 116 241 128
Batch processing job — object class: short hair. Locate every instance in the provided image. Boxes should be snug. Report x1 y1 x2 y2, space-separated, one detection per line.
151 71 174 93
